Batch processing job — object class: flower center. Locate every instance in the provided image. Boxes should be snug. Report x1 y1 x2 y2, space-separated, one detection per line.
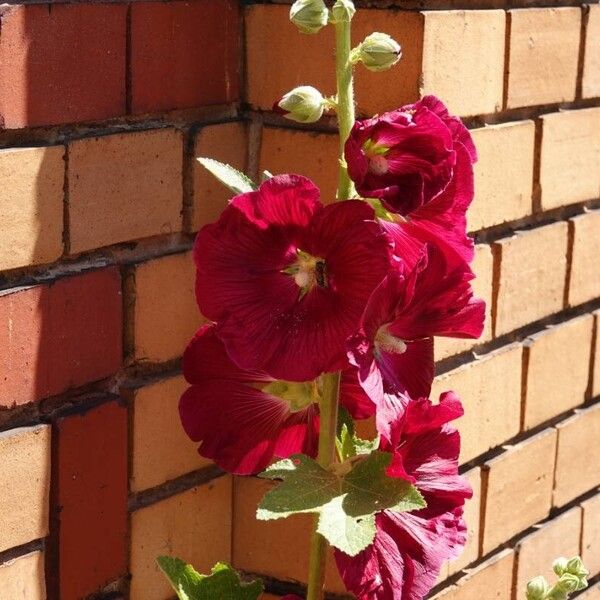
375 325 407 355
368 155 389 175
263 380 322 412
283 249 328 295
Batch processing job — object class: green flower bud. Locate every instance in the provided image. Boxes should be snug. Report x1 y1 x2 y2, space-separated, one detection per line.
566 556 588 578
289 0 329 34
275 86 326 123
526 576 550 600
552 557 569 577
556 573 580 594
330 0 356 23
354 32 402 72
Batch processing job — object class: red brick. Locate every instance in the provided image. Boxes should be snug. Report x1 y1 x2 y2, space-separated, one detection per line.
593 310 600 398
0 425 50 552
0 4 125 128
68 130 183 254
0 552 46 600
569 211 600 307
0 146 64 272
581 492 600 576
0 268 122 407
483 428 557 554
192 122 248 231
506 8 581 109
554 404 600 507
494 222 568 336
582 5 600 99
130 0 240 114
51 401 128 600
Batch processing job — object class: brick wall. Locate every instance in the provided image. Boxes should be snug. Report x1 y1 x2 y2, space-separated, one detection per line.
0 1 598 599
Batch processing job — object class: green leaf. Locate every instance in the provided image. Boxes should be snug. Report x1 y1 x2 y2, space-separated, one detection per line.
197 157 257 195
257 452 425 556
336 412 379 462
156 557 263 600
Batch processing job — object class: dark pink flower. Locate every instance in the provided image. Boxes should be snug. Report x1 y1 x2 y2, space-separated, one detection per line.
179 325 374 475
194 174 392 382
348 245 484 438
334 392 472 600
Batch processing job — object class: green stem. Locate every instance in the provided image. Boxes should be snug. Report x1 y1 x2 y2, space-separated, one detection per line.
306 372 341 600
334 13 356 201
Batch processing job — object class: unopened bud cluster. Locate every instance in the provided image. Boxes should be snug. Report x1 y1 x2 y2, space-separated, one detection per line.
526 557 589 600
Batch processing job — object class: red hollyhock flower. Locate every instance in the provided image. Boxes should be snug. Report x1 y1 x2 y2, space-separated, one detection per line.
334 392 472 600
346 96 476 268
194 174 392 382
348 245 484 440
179 325 374 475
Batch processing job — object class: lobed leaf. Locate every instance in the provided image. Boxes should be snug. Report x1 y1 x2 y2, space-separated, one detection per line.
197 157 257 195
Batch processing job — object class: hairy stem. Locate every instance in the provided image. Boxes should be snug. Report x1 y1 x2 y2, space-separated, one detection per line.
306 371 341 600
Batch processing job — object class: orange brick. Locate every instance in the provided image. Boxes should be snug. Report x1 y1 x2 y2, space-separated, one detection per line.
192 122 248 232
582 5 600 99
515 507 582 596
0 425 50 552
494 222 568 336
130 477 232 600
483 428 557 554
448 467 481 575
421 10 505 117
436 550 514 600
579 583 600 599
232 477 345 593
245 5 424 115
468 121 534 231
129 375 211 493
68 129 182 254
539 108 600 210
569 211 600 307
523 315 594 429
581 492 600 576
593 311 600 397
434 244 494 361
554 404 600 507
431 344 522 464
259 128 338 202
0 552 46 600
128 251 202 363
506 8 581 109
0 146 64 271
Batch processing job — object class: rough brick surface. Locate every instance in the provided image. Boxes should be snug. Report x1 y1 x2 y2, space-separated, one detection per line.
434 244 494 361
523 315 594 429
130 0 240 114
494 222 568 336
506 8 581 108
594 311 600 398
0 4 126 128
554 404 600 507
483 428 557 554
431 344 522 464
53 401 128 600
259 128 338 202
68 130 183 254
0 552 46 600
583 5 600 99
515 507 582 596
581 493 600 576
580 584 600 599
233 477 345 593
129 375 211 493
0 146 64 271
569 211 600 307
192 122 247 231
468 121 534 231
539 108 600 210
128 251 202 363
421 10 505 116
246 5 424 115
130 477 232 600
0 425 50 552
0 268 122 407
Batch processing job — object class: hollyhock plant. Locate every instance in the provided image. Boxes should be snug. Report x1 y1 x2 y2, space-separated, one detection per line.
194 174 392 382
335 392 471 600
180 324 374 475
348 245 484 439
